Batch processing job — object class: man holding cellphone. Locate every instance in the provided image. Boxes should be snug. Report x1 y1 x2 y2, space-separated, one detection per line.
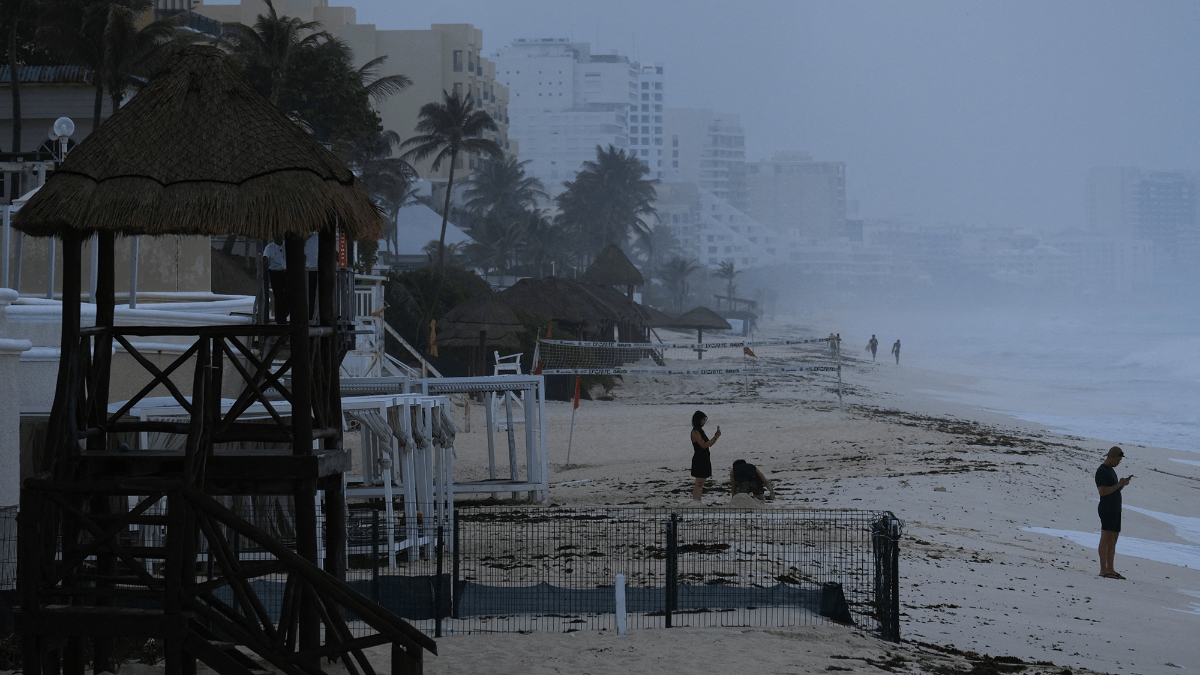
1095 446 1132 579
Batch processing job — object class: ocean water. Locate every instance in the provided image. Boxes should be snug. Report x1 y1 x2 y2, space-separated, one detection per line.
830 303 1200 454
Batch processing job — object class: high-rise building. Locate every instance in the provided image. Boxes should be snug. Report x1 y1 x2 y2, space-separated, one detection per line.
192 2 510 182
1086 166 1197 265
494 39 661 196
631 63 666 180
664 108 746 211
745 152 845 242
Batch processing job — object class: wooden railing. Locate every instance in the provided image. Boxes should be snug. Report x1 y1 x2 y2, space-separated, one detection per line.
18 478 435 675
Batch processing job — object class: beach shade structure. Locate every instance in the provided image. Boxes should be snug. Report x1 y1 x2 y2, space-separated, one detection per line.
661 306 732 359
436 290 526 376
580 243 645 296
8 46 436 675
635 302 675 329
13 46 383 241
499 276 625 340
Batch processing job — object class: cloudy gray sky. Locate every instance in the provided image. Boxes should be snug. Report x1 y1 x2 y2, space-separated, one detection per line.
265 0 1200 228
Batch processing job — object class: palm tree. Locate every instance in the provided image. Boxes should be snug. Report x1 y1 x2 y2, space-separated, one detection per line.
400 89 502 267
38 0 187 130
713 260 742 302
344 130 417 253
660 256 702 312
555 144 659 263
221 0 326 106
100 3 188 114
518 211 572 277
631 223 681 283
462 154 547 219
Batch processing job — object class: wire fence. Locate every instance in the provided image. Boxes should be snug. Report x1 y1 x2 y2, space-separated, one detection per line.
4 502 902 641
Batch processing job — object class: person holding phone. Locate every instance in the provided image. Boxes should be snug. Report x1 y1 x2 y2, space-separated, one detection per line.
690 410 721 504
1096 446 1132 579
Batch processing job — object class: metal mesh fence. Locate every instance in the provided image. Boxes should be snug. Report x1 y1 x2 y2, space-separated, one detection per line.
10 502 902 641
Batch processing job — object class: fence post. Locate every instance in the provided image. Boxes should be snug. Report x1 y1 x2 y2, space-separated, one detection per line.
888 516 901 642
435 524 444 638
451 509 461 619
665 512 678 628
615 573 627 636
371 509 380 604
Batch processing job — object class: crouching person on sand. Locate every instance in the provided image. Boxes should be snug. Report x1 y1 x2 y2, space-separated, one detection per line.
730 459 775 501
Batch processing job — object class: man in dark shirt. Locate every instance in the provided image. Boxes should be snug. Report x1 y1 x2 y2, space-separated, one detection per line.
1095 446 1132 579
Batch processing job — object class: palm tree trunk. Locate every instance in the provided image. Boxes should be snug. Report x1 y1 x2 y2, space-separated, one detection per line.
8 19 21 201
438 156 457 268
8 21 20 153
93 80 104 130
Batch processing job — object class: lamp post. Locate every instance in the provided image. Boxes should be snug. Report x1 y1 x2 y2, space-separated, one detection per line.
45 117 74 300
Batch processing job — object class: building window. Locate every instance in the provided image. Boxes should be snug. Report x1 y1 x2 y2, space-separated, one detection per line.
453 82 463 97
673 161 679 168
655 105 662 111
655 115 662 123
642 81 650 89
654 127 662 134
672 150 678 157
641 93 649 101
654 138 663 145
672 136 678 147
642 126 650 134
641 149 649 156
654 82 663 90
642 104 650 112
654 94 662 101
453 50 463 72
673 214 680 223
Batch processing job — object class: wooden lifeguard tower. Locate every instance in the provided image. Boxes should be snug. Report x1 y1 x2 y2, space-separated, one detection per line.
12 46 434 675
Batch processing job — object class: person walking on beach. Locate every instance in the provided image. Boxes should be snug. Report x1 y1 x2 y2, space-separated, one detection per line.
1096 446 1132 579
730 459 776 501
891 339 901 364
690 410 721 504
866 335 879 361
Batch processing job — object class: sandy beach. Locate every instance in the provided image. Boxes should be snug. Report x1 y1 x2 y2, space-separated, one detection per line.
434 323 1200 675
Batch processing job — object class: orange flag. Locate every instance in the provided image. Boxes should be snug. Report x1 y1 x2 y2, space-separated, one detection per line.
573 375 582 409
743 346 757 358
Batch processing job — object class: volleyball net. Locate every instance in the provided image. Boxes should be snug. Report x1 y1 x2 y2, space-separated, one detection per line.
533 336 842 376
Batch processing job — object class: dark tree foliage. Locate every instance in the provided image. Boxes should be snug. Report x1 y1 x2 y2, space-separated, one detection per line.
555 144 659 264
383 266 490 374
276 38 381 145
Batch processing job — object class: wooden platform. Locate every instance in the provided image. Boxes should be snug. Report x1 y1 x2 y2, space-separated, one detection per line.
79 448 351 494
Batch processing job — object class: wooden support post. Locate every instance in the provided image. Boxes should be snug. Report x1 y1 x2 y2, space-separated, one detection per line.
43 234 81 477
284 235 319 659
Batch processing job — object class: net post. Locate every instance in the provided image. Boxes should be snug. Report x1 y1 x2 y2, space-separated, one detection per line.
665 512 678 628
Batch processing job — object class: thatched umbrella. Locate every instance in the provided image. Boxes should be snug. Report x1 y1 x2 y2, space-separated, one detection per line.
580 243 644 296
661 306 732 359
499 277 623 338
13 45 382 240
436 291 526 376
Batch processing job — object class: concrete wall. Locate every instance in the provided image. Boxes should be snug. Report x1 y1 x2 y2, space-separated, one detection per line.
3 233 211 296
0 289 33 507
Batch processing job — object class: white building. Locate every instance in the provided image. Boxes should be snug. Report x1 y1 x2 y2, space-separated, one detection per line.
656 182 782 269
494 40 662 196
665 108 746 210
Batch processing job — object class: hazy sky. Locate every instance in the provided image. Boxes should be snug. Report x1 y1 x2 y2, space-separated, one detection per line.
228 0 1200 228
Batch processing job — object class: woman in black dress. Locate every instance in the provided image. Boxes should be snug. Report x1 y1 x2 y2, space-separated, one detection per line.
690 410 721 503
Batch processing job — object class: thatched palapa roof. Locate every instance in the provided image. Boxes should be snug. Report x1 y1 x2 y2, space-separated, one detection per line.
499 277 646 329
435 292 525 348
580 243 644 287
12 45 382 241
661 306 732 331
